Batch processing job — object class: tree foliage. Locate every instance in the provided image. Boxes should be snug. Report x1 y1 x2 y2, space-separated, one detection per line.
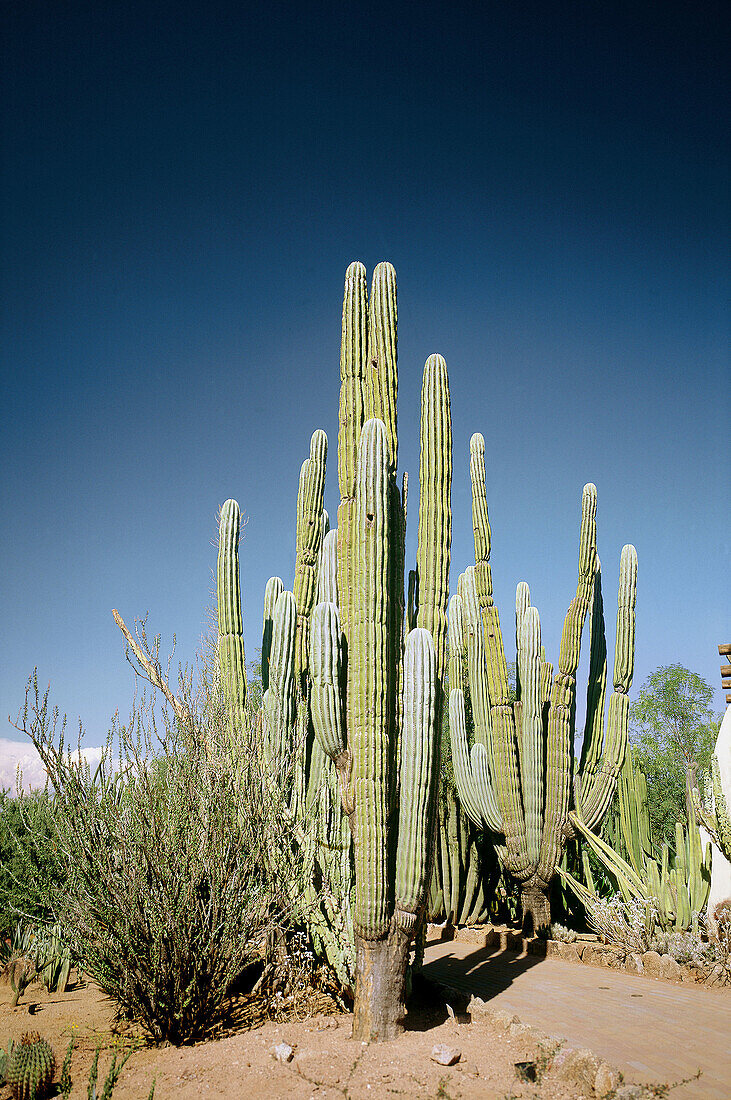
630 664 720 847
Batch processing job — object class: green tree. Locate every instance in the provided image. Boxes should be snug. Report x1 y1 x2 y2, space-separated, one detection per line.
630 665 720 847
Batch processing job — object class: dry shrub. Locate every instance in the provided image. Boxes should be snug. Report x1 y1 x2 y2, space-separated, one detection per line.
14 652 314 1045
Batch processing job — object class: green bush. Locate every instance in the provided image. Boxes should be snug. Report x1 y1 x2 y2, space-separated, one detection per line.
14 656 313 1045
0 788 64 937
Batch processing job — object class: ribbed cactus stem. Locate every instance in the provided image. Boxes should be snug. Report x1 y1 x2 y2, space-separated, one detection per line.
395 627 438 929
365 262 398 470
538 483 598 885
263 590 296 775
351 418 392 940
262 576 284 692
317 528 339 605
415 354 452 690
217 499 247 734
579 544 637 828
294 429 328 677
519 605 543 865
447 594 464 693
515 581 530 701
337 261 368 647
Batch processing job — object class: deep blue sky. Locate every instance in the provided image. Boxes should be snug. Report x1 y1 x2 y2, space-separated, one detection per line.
2 0 728 766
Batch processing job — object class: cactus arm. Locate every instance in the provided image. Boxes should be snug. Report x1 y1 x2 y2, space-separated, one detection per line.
518 605 543 866
570 812 648 899
316 528 339 605
395 627 439 931
262 576 284 692
448 688 495 828
263 589 297 775
294 430 328 677
579 559 608 776
415 355 452 691
310 600 354 816
468 434 528 879
537 483 597 886
337 261 368 647
365 262 398 471
447 594 464 693
217 499 247 736
462 568 492 751
514 581 530 702
581 545 638 829
351 418 393 940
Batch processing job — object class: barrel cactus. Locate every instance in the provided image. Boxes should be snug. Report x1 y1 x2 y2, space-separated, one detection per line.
6 1033 56 1100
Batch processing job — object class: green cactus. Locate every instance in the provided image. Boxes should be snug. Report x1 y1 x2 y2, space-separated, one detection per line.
217 499 247 739
6 1033 56 1100
693 753 731 862
450 443 638 933
293 430 328 679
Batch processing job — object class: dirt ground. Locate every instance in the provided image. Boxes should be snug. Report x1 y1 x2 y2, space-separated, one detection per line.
0 971 633 1100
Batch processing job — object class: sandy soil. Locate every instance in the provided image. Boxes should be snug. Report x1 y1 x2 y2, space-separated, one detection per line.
0 972 624 1100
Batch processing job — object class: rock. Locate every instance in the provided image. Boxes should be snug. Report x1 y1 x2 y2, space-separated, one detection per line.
467 995 488 1016
594 1061 622 1096
272 1042 294 1063
509 1021 532 1037
555 1047 600 1093
431 1044 461 1066
660 954 682 982
705 963 725 986
614 1086 645 1099
491 1009 521 1029
626 953 644 974
641 950 663 976
558 942 582 963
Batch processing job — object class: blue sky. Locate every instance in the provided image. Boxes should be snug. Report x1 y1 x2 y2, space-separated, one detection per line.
2 0 728 777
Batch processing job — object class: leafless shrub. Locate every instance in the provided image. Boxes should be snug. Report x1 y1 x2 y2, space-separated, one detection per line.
585 894 663 956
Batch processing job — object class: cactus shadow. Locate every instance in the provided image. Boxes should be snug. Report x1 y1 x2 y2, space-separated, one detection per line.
419 941 545 1018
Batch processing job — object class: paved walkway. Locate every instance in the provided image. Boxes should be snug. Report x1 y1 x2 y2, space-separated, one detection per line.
423 938 731 1099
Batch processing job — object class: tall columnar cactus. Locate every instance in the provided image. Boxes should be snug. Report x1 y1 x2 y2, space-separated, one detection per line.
217 499 247 737
293 429 328 679
450 438 638 932
305 263 452 1040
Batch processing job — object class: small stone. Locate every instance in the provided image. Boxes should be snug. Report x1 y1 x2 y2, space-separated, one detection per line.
491 1009 521 1029
626 953 644 974
273 1042 294 1063
431 1044 461 1066
556 1047 600 1092
614 1086 645 1099
594 1061 622 1096
660 954 682 982
642 950 663 976
558 942 582 963
467 995 488 1015
509 1021 532 1037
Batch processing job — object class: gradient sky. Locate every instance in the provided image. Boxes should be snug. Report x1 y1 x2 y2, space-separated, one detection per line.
2 0 728 780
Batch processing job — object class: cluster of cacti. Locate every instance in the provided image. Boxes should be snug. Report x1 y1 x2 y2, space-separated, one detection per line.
215 262 452 1040
448 440 638 932
5 1033 56 1100
426 786 493 926
561 746 711 932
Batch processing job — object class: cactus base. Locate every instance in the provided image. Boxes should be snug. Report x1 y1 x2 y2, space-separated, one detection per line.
352 926 411 1042
520 885 551 936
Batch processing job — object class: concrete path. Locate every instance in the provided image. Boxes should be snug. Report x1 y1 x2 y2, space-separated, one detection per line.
423 938 731 1099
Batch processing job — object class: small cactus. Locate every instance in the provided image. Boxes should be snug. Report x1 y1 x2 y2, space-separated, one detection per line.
6 1032 56 1100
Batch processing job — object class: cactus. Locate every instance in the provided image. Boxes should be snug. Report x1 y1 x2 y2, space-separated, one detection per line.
694 753 731 862
217 499 247 739
293 430 328 680
450 442 638 932
6 1033 56 1100
562 796 712 932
